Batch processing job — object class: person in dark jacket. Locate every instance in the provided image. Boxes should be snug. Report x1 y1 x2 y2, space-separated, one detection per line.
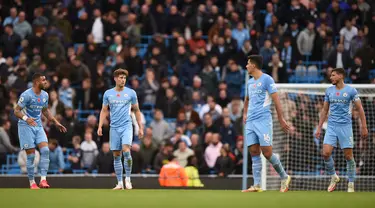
88 142 114 174
266 53 288 83
0 24 21 58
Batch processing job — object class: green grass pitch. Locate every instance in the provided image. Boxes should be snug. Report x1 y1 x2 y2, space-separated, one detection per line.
1 189 375 208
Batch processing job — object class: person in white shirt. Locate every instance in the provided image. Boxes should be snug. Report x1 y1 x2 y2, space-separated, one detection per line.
340 19 358 51
91 9 104 44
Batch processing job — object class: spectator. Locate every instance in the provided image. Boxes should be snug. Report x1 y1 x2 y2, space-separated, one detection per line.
232 22 250 50
3 7 18 26
349 27 367 58
149 109 173 145
0 24 21 58
297 20 316 56
171 127 192 149
219 117 238 150
140 130 158 172
178 100 201 127
204 133 223 169
227 97 244 122
140 68 159 105
327 43 351 70
200 61 218 96
224 60 243 97
181 54 201 87
350 56 369 83
215 146 234 177
67 136 82 171
74 78 95 110
0 120 18 166
185 155 204 187
80 131 99 169
266 53 288 83
153 142 174 173
88 142 114 174
340 18 358 51
48 90 65 117
157 88 182 119
13 11 32 40
259 40 275 67
18 150 40 174
48 139 65 173
58 78 75 108
199 95 222 120
91 9 104 44
158 155 188 187
173 140 194 167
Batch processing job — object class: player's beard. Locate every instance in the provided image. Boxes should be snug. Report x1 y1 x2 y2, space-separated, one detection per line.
39 83 46 90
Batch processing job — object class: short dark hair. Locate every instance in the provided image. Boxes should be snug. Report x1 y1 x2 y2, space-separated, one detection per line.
32 73 44 82
113 69 128 78
248 55 263 69
332 68 346 77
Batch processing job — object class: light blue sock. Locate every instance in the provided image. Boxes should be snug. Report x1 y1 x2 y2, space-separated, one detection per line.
252 155 262 186
114 156 123 182
346 158 356 182
26 153 35 181
324 156 336 176
123 151 132 178
39 146 50 177
268 154 288 179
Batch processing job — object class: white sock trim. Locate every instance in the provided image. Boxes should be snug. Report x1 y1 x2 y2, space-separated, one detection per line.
41 176 46 181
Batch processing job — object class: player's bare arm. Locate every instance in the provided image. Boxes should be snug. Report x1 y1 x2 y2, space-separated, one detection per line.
354 100 368 139
42 107 67 133
98 104 109 136
315 101 329 139
243 96 249 123
132 103 144 138
271 92 290 133
13 104 37 127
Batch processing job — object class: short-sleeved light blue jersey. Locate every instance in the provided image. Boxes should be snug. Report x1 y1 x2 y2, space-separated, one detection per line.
324 85 360 125
103 87 138 129
247 73 277 121
17 88 49 127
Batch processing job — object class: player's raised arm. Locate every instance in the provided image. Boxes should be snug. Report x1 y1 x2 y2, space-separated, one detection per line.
98 104 109 136
42 107 67 133
353 94 368 139
243 96 249 124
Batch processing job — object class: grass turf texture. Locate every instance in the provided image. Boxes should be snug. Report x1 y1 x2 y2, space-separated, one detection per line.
1 189 374 208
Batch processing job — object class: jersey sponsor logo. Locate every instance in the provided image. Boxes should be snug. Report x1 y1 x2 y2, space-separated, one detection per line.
329 99 349 103
343 93 348 97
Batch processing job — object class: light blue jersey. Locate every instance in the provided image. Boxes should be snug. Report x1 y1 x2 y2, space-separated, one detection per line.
103 87 138 150
103 87 138 128
17 88 49 127
324 85 359 125
247 73 277 121
17 88 49 149
323 85 359 149
245 73 277 147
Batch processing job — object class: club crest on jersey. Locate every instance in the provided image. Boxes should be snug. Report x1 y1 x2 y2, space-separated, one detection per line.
343 93 348 97
257 82 262 87
43 98 46 103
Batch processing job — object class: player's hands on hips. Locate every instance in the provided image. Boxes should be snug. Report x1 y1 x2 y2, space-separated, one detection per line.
315 127 321 139
56 122 67 133
26 118 37 126
97 127 103 136
138 128 144 139
279 118 290 133
361 127 368 139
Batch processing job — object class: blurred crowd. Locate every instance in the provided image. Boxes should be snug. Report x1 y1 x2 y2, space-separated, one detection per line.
1 0 375 176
